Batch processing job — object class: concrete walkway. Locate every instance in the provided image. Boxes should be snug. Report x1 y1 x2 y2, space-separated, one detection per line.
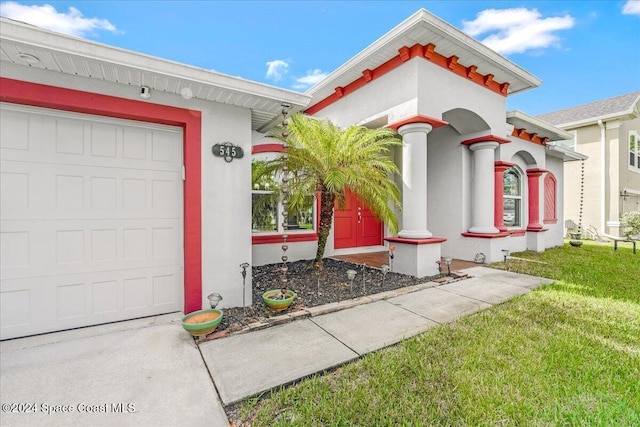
200 266 553 406
0 266 553 426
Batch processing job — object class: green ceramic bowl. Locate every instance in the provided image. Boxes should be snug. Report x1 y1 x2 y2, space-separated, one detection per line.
181 309 223 337
262 289 296 312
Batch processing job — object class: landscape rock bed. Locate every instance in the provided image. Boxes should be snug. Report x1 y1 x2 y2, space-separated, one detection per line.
207 258 458 340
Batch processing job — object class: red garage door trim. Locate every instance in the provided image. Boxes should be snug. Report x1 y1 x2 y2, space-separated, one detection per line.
0 77 202 314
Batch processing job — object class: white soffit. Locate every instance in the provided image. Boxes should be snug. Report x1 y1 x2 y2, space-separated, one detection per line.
0 18 310 131
507 110 574 142
306 9 541 103
546 144 588 162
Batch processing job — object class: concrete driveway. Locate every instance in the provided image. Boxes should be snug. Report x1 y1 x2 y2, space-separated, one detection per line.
0 314 229 427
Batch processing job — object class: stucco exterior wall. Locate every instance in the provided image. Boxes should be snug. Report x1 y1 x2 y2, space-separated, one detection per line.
415 60 507 134
564 116 640 237
619 116 640 215
202 106 253 309
427 126 469 255
311 59 419 127
563 124 600 235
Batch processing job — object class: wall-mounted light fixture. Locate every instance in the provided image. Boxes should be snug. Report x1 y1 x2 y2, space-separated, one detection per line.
620 189 629 201
140 86 151 99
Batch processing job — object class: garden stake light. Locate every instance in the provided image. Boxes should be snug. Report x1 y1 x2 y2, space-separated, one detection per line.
381 264 390 287
444 257 452 276
240 262 250 313
347 269 357 295
362 263 367 293
314 262 323 295
207 293 222 308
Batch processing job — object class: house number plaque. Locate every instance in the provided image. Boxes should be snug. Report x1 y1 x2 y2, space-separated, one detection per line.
212 142 244 162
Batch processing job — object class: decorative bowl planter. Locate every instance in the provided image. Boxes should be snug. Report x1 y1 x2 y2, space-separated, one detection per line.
262 289 296 312
569 240 583 247
181 309 223 337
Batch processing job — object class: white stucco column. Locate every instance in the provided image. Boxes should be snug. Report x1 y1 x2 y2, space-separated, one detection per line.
468 141 500 234
397 122 433 239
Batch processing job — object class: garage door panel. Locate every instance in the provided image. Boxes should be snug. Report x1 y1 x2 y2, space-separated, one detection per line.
1 104 184 340
1 162 181 220
1 266 182 339
1 219 181 280
1 106 181 172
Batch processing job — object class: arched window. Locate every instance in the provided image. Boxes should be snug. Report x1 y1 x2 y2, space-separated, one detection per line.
544 173 557 223
503 167 522 227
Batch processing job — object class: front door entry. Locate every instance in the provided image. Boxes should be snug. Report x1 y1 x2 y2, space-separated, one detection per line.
334 189 382 249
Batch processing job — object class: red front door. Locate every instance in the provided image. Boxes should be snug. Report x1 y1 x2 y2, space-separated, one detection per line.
334 190 382 249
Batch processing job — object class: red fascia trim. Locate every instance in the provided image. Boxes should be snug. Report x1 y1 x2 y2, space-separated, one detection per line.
305 50 411 115
252 143 284 154
508 229 526 237
0 77 203 314
385 236 447 245
461 232 509 239
387 114 448 132
511 128 547 146
252 233 318 244
461 134 511 145
526 227 548 233
305 43 509 115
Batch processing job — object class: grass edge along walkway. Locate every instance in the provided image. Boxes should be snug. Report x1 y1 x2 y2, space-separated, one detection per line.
231 241 639 426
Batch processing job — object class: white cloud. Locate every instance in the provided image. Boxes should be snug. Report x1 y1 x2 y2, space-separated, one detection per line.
293 69 328 89
0 1 120 37
462 8 574 55
265 59 289 81
622 0 640 16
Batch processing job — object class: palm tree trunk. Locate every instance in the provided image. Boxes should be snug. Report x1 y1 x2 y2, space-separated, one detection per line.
315 190 335 263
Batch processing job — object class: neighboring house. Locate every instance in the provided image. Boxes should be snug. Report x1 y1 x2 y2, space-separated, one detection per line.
537 91 640 237
0 9 585 340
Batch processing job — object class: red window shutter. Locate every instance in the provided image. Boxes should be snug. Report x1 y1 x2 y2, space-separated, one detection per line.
544 174 557 223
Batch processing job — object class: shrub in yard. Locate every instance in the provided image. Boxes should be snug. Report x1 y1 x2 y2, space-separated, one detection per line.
620 211 640 238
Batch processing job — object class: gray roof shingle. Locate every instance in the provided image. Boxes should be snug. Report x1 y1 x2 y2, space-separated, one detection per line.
536 91 640 126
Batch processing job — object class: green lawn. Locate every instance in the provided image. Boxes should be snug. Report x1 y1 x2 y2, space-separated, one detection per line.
234 241 639 426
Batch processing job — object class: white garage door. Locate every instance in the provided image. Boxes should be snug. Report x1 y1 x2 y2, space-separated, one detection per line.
0 104 184 340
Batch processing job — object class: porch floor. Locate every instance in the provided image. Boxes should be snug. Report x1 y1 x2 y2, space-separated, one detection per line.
331 251 479 271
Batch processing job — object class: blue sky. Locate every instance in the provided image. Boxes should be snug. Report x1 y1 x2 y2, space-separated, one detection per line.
1 1 639 115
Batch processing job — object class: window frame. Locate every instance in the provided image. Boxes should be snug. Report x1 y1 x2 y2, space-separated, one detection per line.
503 166 523 229
629 130 640 174
251 146 318 244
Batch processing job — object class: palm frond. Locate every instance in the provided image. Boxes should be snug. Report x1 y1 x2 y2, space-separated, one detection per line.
267 113 402 260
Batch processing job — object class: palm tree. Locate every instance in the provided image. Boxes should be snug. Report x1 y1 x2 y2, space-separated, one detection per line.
265 113 402 263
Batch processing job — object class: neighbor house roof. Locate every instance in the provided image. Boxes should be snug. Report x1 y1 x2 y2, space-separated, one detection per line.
536 91 640 129
0 17 310 131
305 8 541 112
